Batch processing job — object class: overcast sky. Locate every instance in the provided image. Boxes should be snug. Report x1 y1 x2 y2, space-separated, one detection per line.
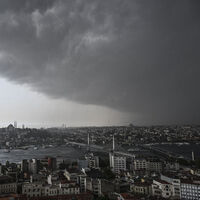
0 0 200 127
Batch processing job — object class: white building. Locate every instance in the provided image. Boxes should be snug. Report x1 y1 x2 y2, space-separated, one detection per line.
161 174 180 198
152 179 172 198
28 159 38 174
43 185 58 196
0 176 17 194
148 159 163 172
133 158 162 172
78 172 87 192
22 173 80 198
56 157 64 168
64 169 87 193
44 182 80 196
181 179 200 200
22 183 43 197
164 161 180 171
86 178 102 196
109 152 126 174
130 182 152 196
109 135 126 174
133 159 147 170
85 153 99 169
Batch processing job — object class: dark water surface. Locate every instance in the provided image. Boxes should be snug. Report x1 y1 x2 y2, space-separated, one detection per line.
153 143 200 159
1 143 200 164
0 146 84 164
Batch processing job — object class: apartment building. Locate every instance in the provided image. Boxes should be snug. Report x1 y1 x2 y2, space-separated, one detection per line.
109 152 126 174
181 179 200 200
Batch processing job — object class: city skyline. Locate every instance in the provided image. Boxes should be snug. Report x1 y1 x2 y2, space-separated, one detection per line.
0 77 131 128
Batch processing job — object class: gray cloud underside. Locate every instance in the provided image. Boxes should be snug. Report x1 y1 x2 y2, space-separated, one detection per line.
0 0 200 124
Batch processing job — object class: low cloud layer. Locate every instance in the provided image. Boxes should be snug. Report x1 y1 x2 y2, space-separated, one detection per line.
0 0 200 124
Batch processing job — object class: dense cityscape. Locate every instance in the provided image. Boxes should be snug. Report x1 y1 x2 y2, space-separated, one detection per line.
0 124 199 199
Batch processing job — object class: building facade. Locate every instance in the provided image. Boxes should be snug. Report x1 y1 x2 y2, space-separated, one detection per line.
181 180 200 200
0 176 17 194
109 152 126 174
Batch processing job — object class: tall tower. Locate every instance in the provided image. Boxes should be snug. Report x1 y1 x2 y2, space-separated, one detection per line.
14 121 17 129
113 135 115 151
192 151 195 161
87 133 90 152
109 134 115 170
109 134 126 174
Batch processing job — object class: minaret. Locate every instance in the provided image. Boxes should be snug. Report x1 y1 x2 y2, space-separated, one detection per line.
14 121 17 129
109 135 115 170
87 133 90 152
113 135 115 151
192 151 195 161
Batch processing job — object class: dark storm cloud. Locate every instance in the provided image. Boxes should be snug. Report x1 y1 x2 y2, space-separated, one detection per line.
0 0 200 124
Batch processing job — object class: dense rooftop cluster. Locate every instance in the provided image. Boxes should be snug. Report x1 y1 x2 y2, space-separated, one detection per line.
0 124 200 199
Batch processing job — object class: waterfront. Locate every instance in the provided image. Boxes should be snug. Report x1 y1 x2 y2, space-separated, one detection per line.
153 143 200 160
1 143 200 164
0 145 84 164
